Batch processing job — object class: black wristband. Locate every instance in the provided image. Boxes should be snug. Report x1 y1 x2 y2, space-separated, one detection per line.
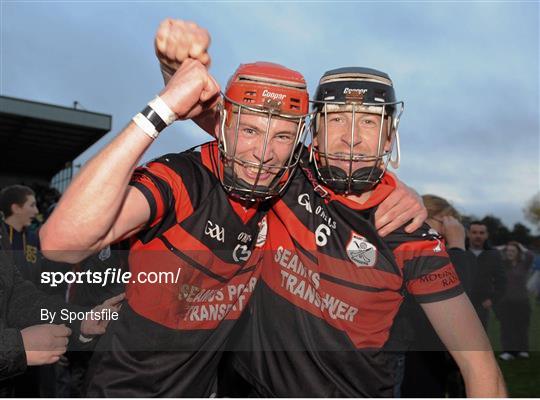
141 106 167 133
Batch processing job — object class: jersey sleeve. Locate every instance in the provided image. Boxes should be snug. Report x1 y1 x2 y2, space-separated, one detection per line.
129 155 192 232
390 225 464 303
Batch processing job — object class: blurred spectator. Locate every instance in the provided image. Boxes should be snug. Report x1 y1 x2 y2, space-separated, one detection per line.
0 185 47 396
401 195 475 398
495 241 533 360
422 195 474 293
0 247 72 397
466 221 506 328
0 185 41 284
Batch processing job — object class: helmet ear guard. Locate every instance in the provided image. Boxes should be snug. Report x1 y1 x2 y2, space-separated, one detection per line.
389 106 403 169
310 67 404 195
216 62 311 202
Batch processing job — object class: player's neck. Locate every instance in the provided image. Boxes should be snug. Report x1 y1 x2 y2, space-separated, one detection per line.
344 190 373 204
4 216 24 232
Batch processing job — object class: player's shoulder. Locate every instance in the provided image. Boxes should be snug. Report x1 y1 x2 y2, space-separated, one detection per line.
146 146 201 169
143 143 213 181
384 223 443 248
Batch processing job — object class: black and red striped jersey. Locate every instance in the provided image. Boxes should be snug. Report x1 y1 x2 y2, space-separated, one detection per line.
229 163 464 397
86 141 269 397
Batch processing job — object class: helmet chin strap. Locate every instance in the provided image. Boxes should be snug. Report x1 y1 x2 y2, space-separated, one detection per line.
222 166 281 201
317 165 383 194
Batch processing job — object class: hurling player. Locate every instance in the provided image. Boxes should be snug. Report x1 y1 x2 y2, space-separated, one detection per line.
40 57 312 396
227 67 506 397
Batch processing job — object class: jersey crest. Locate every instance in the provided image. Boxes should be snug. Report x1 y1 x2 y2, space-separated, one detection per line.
346 232 378 267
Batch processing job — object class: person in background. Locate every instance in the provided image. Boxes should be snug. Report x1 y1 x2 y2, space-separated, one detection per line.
0 184 60 396
400 194 475 398
467 221 506 328
495 241 533 360
0 216 123 396
0 185 41 284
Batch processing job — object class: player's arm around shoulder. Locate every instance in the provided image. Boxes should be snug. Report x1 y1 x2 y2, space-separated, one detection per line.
374 174 427 237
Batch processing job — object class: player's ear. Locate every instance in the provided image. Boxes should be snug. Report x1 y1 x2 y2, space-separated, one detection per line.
383 138 392 152
11 203 22 215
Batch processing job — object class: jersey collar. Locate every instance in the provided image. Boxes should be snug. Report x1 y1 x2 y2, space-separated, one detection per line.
329 172 396 211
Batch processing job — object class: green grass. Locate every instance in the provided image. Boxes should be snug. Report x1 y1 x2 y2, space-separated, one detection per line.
487 296 540 397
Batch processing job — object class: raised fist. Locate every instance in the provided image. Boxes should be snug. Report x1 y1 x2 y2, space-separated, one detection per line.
155 18 211 82
159 58 220 120
21 324 71 366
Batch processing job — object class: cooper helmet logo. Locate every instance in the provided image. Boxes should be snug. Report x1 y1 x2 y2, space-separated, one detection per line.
205 220 225 243
298 193 313 213
346 232 377 267
343 88 368 96
262 89 286 101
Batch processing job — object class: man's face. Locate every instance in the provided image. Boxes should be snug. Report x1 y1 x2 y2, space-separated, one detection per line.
468 224 488 248
222 112 299 186
12 195 39 227
314 110 390 171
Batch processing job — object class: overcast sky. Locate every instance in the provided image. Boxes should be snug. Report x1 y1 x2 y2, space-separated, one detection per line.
2 1 538 231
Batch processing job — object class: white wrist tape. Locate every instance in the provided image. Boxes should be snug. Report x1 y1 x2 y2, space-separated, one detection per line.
148 96 177 125
78 334 94 343
133 113 159 139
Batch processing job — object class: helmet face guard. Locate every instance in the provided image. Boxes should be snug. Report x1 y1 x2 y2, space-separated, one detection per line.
310 67 404 195
216 62 310 202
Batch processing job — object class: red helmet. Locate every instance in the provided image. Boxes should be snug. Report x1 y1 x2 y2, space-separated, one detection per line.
224 61 309 117
218 62 310 201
